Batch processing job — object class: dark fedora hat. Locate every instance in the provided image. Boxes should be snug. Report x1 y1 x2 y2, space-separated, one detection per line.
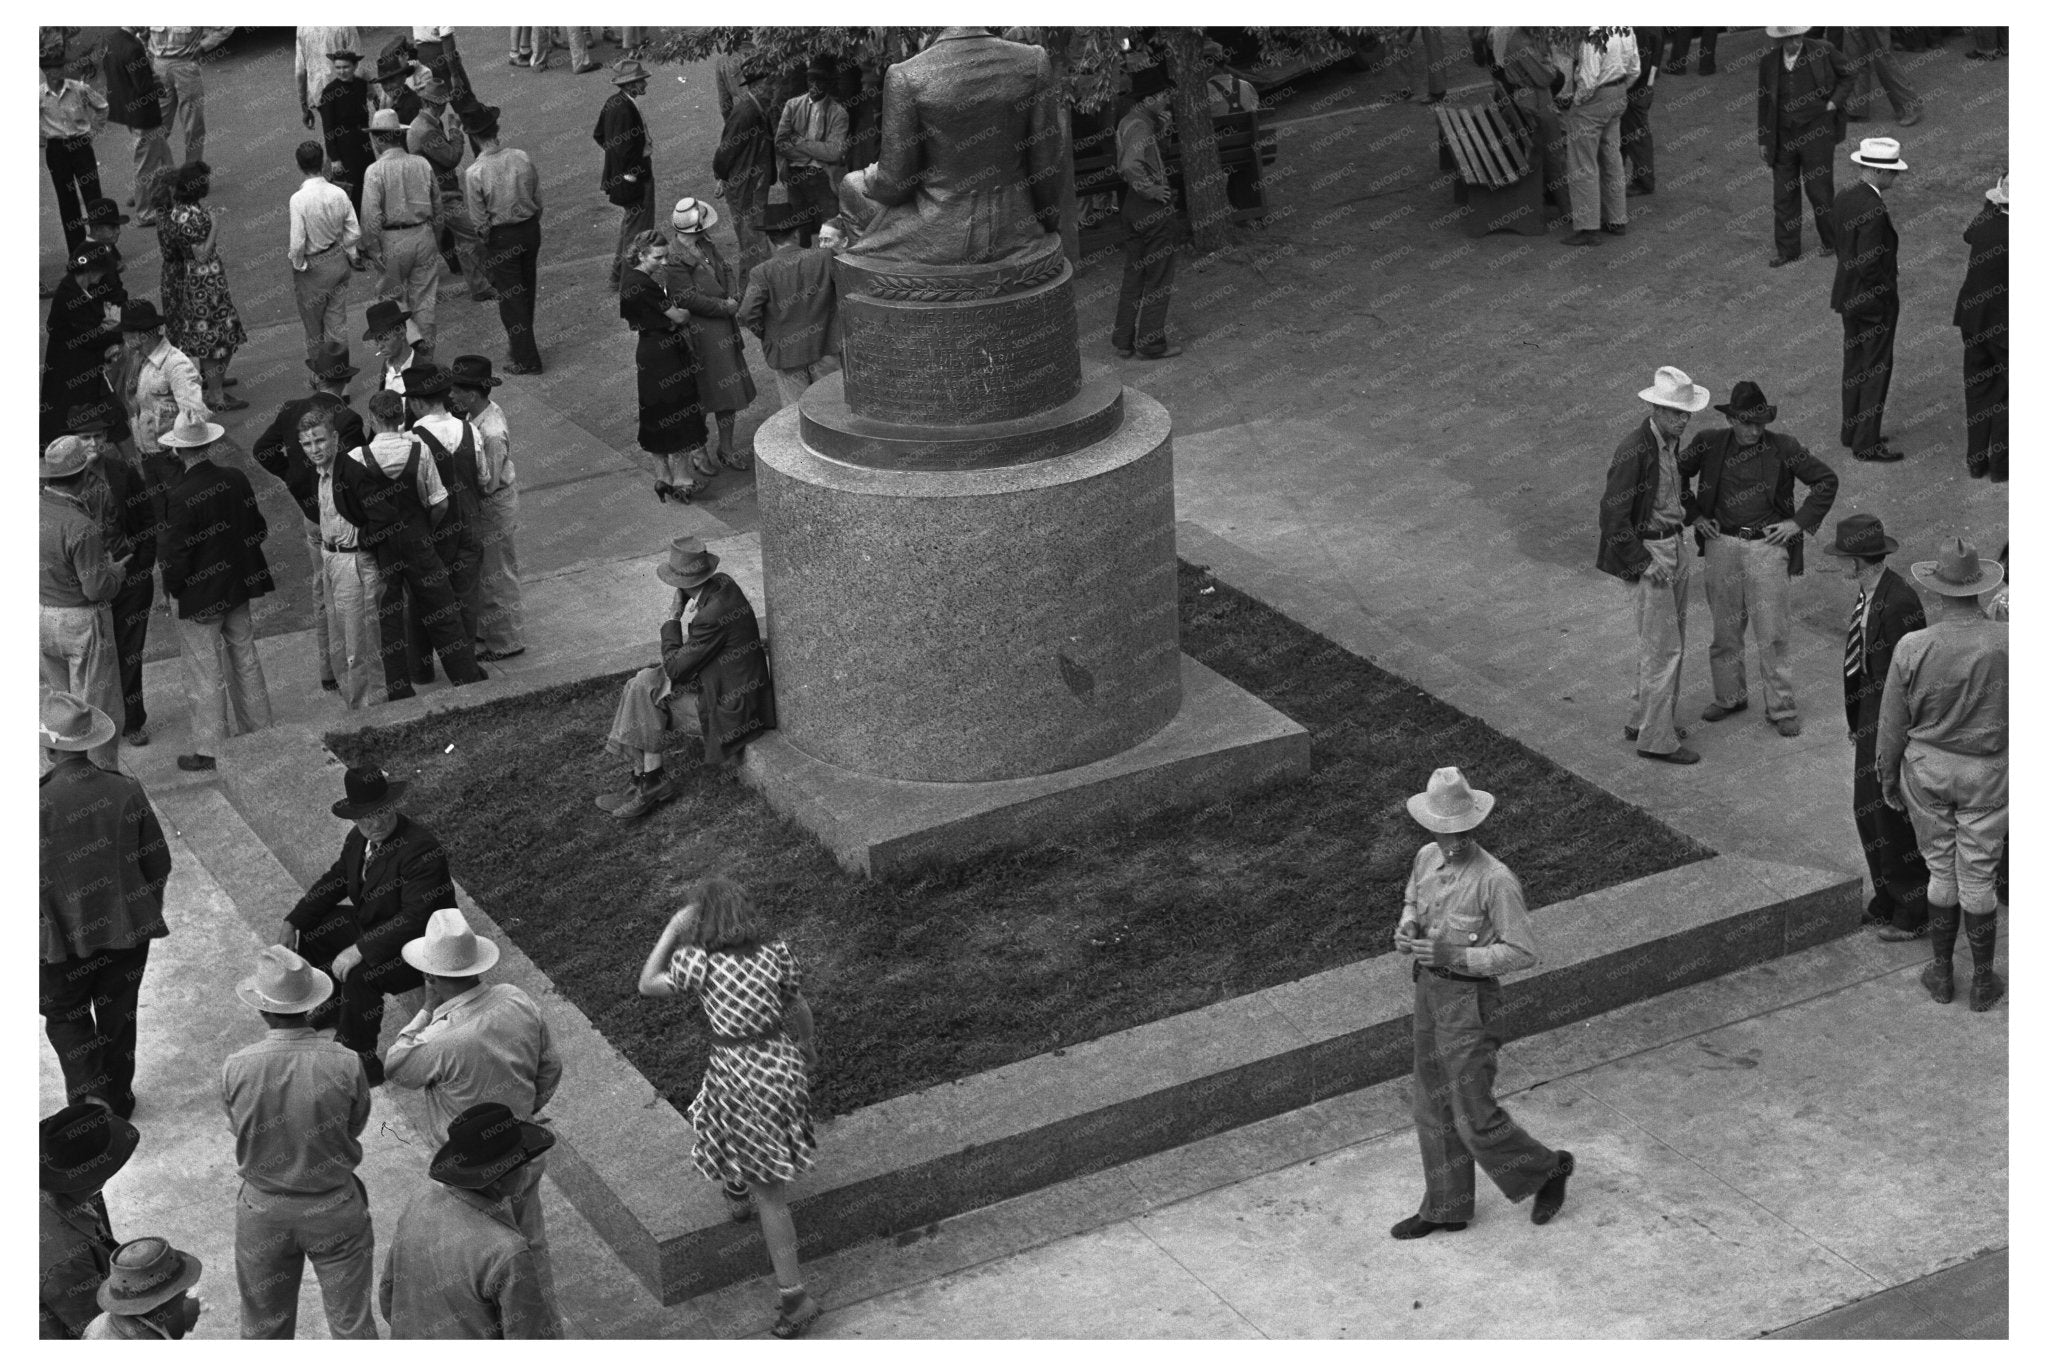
40 1102 140 1194
761 193 807 235
1129 63 1172 101
331 765 409 820
362 299 411 340
118 300 166 332
86 197 130 227
373 50 411 80
400 362 454 398
96 1238 202 1316
1821 512 1900 559
655 536 720 589
429 1102 556 1189
1713 380 1777 423
309 355 361 383
448 355 501 390
464 103 502 138
65 403 116 436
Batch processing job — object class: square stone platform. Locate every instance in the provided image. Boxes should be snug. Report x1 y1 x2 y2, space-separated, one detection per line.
739 654 1312 877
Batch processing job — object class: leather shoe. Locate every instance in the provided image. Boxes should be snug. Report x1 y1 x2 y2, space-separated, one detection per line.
122 726 149 747
1136 343 1184 359
1623 725 1688 741
1390 1214 1467 1240
1898 111 1923 127
1700 701 1747 722
176 753 217 771
1638 746 1701 765
386 684 417 702
1773 716 1803 738
1112 345 1135 358
1854 444 1905 462
1875 923 1928 942
1561 229 1603 246
1602 223 1627 236
1768 254 1800 268
1921 960 1955 1004
321 677 340 692
1970 969 2005 1012
1531 1150 1575 1225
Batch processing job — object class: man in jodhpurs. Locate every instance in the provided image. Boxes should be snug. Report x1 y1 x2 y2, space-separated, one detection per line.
1389 767 1575 1240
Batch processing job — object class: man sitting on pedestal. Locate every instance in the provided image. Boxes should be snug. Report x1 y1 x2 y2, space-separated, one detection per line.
600 537 775 821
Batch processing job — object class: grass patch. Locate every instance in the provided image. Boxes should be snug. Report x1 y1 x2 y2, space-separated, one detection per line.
330 561 1709 1117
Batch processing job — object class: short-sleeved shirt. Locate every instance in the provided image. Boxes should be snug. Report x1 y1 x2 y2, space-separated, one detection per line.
666 941 802 1038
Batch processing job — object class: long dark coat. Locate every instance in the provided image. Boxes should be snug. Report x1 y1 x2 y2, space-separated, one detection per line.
659 572 776 763
1830 179 1898 316
594 90 652 208
1953 204 2008 339
286 813 453 1000
663 234 758 415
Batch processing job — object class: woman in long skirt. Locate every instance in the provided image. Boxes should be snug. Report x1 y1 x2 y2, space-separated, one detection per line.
619 230 708 502
663 196 759 473
638 878 823 1338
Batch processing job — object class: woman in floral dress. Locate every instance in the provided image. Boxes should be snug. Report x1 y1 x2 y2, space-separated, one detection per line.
151 161 248 411
638 877 822 1338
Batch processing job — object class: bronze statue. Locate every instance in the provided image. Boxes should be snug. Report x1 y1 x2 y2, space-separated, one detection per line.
841 27 1065 275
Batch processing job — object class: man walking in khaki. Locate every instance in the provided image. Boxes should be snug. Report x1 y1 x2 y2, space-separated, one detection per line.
363 108 446 357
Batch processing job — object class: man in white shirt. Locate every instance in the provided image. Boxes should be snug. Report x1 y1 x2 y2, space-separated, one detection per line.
288 142 364 375
41 50 109 258
448 356 525 661
119 302 209 458
1553 26 1640 246
296 26 362 128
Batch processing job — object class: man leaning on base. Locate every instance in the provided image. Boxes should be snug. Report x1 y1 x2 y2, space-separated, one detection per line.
1598 365 1707 764
1389 767 1574 1240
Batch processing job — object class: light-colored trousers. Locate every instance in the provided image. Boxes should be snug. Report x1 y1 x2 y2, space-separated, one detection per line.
234 1179 378 1340
301 522 333 683
151 55 206 163
377 222 440 354
1628 533 1693 754
40 603 124 769
173 602 273 753
608 666 701 764
1563 84 1628 231
1900 743 2008 916
474 484 525 654
1701 534 1797 721
506 1155 559 1325
1841 27 1923 119
129 126 172 213
438 185 492 300
322 547 385 710
773 356 841 407
293 246 353 372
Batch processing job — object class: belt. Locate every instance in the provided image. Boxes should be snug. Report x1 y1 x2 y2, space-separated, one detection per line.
1639 524 1684 541
382 219 429 229
1721 525 1772 541
709 1025 786 1048
306 241 341 255
1415 961 1497 985
323 540 361 553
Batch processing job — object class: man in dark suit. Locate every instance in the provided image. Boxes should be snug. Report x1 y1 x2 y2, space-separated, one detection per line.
601 537 776 820
595 60 656 291
253 359 369 697
1597 365 1709 765
100 26 169 225
1831 136 1908 463
1954 175 2007 481
1825 514 1929 940
1622 26 1660 195
158 418 275 771
1756 27 1845 268
284 766 453 1085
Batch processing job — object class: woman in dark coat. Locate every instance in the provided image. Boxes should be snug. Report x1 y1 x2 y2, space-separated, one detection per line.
663 197 758 471
620 230 708 502
40 246 125 447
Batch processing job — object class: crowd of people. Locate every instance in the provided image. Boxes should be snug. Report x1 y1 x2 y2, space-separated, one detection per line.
39 23 2005 1340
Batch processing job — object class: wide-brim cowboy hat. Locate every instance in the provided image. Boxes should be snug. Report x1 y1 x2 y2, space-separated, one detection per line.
402 907 502 977
369 108 406 134
160 419 226 449
41 691 118 752
1764 27 1810 39
1911 539 2004 597
671 196 720 233
1638 365 1710 413
96 1238 203 1316
656 536 721 588
1406 766 1496 834
1986 173 2009 206
429 1102 556 1189
412 74 454 103
40 435 91 479
40 1102 141 1194
236 944 336 1014
1820 512 1901 558
1850 137 1909 171
332 765 410 819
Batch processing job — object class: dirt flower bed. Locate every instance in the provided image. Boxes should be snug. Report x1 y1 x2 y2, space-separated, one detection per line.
330 562 1708 1117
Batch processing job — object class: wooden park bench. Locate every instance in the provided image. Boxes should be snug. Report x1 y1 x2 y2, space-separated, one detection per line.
1433 97 1548 238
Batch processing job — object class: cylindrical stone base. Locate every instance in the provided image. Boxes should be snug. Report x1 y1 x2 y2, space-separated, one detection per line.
755 388 1181 783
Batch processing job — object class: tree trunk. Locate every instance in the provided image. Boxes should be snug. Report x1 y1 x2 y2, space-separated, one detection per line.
1160 28 1228 255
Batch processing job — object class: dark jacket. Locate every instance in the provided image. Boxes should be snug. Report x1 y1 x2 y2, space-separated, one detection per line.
1952 204 2008 340
332 440 438 565
1630 28 1662 92
593 90 652 208
253 394 368 524
711 81 777 188
286 813 451 999
39 1190 117 1340
1677 428 1839 576
659 573 777 764
100 27 162 131
1757 38 1846 162
737 245 840 368
1597 418 1691 582
92 454 162 583
39 754 173 966
158 457 275 619
1831 179 1898 317
1845 567 1926 737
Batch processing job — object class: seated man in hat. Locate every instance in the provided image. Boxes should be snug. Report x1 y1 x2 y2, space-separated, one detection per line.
317 47 376 211
82 1237 205 1340
601 537 777 820
1678 379 1838 740
40 1101 140 1339
40 692 171 1116
364 108 446 356
223 944 377 1339
379 1101 561 1339
283 765 454 1085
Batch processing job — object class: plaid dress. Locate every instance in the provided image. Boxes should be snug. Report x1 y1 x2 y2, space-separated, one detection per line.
667 941 818 1186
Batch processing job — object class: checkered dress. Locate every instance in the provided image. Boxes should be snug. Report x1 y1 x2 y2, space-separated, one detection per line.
667 941 818 1186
